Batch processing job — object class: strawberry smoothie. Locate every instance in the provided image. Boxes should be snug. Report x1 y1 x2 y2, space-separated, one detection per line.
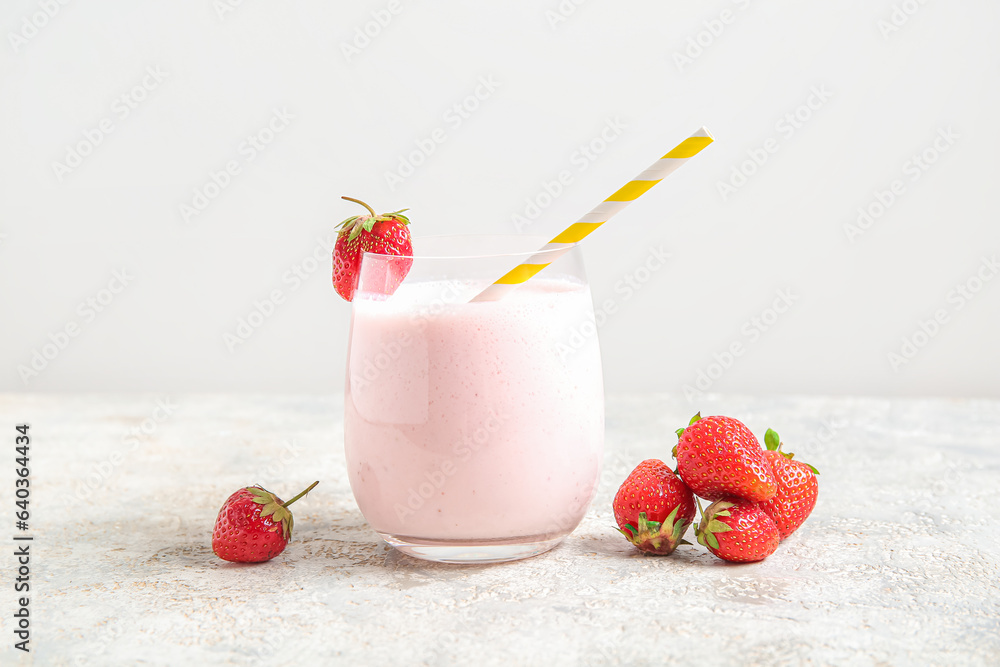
344 276 604 561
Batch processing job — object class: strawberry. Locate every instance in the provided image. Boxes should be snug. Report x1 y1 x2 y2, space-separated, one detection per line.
332 196 413 301
673 413 777 502
695 497 780 563
212 481 318 563
613 459 695 555
759 428 819 540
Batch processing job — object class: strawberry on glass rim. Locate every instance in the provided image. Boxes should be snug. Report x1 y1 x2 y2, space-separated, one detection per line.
332 196 414 301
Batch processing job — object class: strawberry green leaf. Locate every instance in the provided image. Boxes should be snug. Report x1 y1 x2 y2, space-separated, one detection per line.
707 499 735 515
663 506 680 526
336 214 362 231
670 515 689 542
765 428 781 451
707 520 732 533
388 210 411 225
636 512 662 533
621 509 691 554
806 463 820 475
688 412 702 426
705 532 720 550
258 501 282 519
249 487 274 502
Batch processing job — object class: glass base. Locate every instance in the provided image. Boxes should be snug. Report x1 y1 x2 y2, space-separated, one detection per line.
378 532 567 564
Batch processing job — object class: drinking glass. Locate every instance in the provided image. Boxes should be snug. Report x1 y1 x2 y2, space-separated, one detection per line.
344 235 604 563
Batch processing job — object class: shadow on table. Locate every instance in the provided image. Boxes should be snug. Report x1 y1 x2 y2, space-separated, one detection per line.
115 508 743 581
573 525 743 569
295 509 514 581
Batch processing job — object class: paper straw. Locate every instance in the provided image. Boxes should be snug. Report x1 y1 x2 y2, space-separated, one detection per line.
471 126 714 302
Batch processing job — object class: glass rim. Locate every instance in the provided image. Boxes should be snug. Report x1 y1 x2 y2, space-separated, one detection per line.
360 234 574 261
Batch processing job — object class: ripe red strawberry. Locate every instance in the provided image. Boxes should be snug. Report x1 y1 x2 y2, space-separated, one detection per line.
759 428 819 541
332 196 413 301
613 459 695 555
695 497 780 563
212 481 318 563
673 413 777 502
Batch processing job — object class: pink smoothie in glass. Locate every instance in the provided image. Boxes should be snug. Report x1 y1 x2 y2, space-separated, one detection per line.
344 277 604 543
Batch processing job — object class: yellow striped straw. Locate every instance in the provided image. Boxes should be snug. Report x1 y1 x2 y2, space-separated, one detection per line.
471 126 714 302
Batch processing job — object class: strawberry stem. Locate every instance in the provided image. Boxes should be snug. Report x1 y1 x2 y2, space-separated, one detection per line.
342 196 376 217
281 481 319 508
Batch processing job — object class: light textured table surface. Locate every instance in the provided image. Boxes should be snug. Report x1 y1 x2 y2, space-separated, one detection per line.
0 393 998 666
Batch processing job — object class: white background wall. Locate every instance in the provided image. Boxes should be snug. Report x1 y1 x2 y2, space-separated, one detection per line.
2 0 998 398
